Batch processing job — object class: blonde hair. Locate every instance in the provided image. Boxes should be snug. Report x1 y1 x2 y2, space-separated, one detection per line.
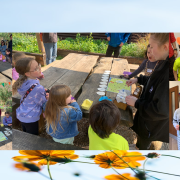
150 33 169 46
12 52 26 65
45 85 72 134
12 57 35 95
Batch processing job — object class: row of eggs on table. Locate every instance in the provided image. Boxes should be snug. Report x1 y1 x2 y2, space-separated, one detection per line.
96 70 111 96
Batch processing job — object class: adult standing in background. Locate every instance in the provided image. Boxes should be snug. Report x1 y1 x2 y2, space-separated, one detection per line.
105 33 131 58
42 33 57 65
8 34 12 52
169 33 178 81
0 40 7 56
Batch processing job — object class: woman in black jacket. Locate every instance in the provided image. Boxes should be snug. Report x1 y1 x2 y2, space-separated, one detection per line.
125 33 169 150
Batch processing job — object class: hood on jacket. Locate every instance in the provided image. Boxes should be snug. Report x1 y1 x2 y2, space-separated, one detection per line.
17 79 40 96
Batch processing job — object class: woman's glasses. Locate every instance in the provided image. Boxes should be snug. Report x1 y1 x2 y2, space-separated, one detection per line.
29 63 41 72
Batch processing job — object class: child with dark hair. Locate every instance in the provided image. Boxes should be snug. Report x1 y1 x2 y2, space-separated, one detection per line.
0 40 7 55
124 44 159 78
5 48 12 64
88 100 129 150
3 112 12 126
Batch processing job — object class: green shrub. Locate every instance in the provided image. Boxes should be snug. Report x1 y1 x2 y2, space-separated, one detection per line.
13 33 149 58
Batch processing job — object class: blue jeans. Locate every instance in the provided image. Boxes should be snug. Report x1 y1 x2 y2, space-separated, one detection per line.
43 42 57 65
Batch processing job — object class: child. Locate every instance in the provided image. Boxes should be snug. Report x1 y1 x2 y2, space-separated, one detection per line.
0 51 5 61
125 33 169 150
0 40 7 56
124 44 159 78
173 108 180 150
12 52 26 82
12 57 48 135
5 48 12 64
173 57 180 81
88 100 129 150
105 33 131 58
3 112 12 126
43 85 82 145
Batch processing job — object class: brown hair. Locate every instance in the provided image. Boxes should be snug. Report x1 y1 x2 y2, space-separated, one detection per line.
45 85 72 134
89 100 121 139
144 44 150 59
12 57 35 95
150 33 169 46
12 52 26 65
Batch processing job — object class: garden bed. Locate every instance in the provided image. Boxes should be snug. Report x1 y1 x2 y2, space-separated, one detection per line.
13 49 145 66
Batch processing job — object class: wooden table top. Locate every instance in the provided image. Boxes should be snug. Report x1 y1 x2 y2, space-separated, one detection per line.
0 61 12 82
77 57 134 125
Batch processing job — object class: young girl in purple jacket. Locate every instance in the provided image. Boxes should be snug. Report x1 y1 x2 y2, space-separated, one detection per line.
12 57 48 135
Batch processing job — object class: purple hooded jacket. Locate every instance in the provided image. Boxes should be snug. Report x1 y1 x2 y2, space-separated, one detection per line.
3 116 12 125
16 79 47 123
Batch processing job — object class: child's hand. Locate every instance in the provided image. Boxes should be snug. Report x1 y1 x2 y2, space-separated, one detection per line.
70 99 76 103
126 78 138 86
107 37 110 41
119 42 124 47
8 124 12 126
46 93 49 100
175 124 179 131
124 74 129 78
125 96 138 107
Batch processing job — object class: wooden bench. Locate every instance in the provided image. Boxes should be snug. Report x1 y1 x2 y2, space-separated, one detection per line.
13 129 84 150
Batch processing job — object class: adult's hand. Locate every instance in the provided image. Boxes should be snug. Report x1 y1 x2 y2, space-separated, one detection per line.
107 37 110 41
126 78 138 87
119 42 124 47
175 124 179 131
125 96 138 107
174 50 178 58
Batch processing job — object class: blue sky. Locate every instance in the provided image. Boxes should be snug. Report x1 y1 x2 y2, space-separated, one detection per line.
1 150 180 180
1 0 180 32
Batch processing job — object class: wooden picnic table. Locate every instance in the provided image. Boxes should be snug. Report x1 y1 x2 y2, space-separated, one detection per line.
12 53 135 149
0 61 12 82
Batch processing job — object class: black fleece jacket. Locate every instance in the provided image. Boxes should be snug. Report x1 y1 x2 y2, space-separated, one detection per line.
131 57 169 142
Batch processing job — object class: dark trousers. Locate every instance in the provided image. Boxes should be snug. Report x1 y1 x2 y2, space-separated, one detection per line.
105 45 122 58
169 55 175 81
21 121 39 135
136 135 152 150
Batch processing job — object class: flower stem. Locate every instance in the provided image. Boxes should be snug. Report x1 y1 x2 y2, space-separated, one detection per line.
137 168 180 177
143 158 148 172
161 154 180 159
71 160 95 165
110 165 129 180
38 172 51 180
47 160 53 180
110 150 137 175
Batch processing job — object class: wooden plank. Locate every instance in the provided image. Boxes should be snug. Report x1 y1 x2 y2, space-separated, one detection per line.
0 73 11 82
0 61 12 79
77 57 113 117
51 55 99 97
40 53 86 89
12 129 84 150
129 64 139 70
106 58 133 125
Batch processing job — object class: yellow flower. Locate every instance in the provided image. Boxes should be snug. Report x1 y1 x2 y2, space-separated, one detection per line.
14 161 41 172
94 151 146 169
105 173 140 180
13 150 79 165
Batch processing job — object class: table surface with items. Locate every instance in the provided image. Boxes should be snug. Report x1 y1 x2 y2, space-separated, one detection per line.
0 125 12 147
